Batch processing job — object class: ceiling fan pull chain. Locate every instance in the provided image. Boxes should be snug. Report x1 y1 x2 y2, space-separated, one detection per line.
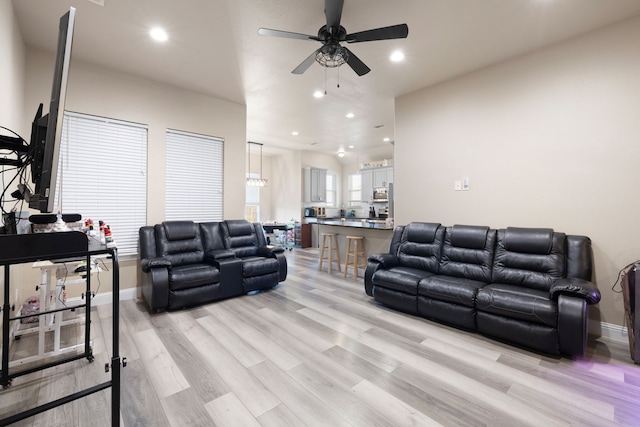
337 66 340 88
324 66 328 95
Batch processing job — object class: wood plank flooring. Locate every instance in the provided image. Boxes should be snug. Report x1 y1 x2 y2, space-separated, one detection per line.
2 248 640 426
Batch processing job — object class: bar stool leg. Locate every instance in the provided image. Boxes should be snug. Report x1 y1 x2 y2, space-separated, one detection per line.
319 233 341 273
344 238 352 278
333 235 341 273
318 234 327 271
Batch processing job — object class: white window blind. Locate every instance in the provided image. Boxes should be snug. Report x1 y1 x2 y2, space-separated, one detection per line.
165 129 224 222
59 112 148 255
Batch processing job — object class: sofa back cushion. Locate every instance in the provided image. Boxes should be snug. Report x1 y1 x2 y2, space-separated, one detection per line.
492 227 566 291
155 221 204 266
139 226 157 260
222 220 259 257
566 235 593 280
199 222 226 252
397 222 444 273
439 225 496 282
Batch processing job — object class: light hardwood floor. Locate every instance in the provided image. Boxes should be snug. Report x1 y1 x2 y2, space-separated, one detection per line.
2 248 640 426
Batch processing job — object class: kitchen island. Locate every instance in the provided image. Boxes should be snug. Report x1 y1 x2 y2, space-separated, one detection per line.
305 218 394 262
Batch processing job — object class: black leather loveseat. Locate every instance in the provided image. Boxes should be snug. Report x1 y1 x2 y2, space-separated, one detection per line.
364 222 601 358
139 219 287 312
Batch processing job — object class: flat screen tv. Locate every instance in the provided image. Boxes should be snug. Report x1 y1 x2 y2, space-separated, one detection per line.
28 7 76 213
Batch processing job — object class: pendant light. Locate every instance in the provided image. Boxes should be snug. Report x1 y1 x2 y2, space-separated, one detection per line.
246 141 268 187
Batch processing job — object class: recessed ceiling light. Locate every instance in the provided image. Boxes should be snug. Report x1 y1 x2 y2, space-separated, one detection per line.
313 90 324 98
149 27 168 42
348 145 355 149
291 131 299 136
346 112 355 119
390 50 405 62
383 137 391 142
338 151 345 157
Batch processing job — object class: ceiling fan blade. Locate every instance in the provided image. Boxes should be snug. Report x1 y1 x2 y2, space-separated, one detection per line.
292 48 321 74
325 0 344 30
258 28 319 41
346 23 409 43
343 47 370 76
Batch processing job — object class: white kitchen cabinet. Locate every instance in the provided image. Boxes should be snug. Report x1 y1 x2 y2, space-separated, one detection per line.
361 166 393 202
373 167 393 188
361 169 373 202
304 167 327 203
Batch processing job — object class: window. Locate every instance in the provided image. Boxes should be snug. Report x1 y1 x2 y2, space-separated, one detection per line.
245 172 260 222
347 173 361 207
58 112 147 256
165 129 224 222
326 172 337 207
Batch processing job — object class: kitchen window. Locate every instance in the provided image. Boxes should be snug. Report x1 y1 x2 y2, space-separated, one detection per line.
245 172 260 222
347 173 361 207
326 172 337 207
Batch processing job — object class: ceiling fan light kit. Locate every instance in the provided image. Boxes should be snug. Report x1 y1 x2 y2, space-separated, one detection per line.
258 0 408 76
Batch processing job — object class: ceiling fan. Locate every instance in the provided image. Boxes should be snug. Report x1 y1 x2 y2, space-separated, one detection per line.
258 0 408 76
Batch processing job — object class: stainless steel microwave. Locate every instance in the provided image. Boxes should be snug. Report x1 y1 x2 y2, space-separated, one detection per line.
373 188 388 202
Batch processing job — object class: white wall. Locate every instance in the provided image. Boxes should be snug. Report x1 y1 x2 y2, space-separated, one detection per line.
0 1 25 132
22 50 247 224
0 0 26 335
395 16 640 328
270 150 302 222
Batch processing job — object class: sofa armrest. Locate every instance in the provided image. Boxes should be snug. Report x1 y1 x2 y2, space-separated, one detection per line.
214 257 244 298
204 249 236 263
550 278 601 305
257 245 285 258
367 253 399 269
364 254 399 296
140 257 171 273
141 267 169 311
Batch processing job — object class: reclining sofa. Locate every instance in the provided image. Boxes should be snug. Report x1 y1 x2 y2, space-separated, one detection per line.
139 219 287 312
364 222 601 358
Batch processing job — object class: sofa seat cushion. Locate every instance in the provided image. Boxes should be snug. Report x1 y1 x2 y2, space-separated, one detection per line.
418 275 486 307
169 264 221 291
476 283 557 327
241 256 280 278
373 267 435 295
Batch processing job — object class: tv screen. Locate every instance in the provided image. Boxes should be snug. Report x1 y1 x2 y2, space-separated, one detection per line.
28 7 76 213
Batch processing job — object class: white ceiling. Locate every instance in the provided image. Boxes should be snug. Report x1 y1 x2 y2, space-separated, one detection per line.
11 0 640 161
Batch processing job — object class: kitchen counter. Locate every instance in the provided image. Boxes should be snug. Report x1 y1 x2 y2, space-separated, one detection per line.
305 217 394 230
305 218 395 258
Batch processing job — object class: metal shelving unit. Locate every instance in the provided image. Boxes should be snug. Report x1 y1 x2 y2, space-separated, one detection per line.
0 232 122 426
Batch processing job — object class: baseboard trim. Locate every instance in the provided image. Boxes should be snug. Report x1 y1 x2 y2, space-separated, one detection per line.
591 321 628 344
66 287 138 307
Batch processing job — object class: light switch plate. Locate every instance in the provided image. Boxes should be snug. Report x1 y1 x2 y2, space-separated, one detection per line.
454 180 462 191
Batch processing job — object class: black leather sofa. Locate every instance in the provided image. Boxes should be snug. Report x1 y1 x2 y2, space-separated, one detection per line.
364 222 601 358
139 220 286 312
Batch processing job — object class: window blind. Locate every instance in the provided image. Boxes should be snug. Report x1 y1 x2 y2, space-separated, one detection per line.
165 129 224 222
59 112 148 255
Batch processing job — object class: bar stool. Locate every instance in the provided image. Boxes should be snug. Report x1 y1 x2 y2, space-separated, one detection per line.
318 233 341 273
344 236 367 280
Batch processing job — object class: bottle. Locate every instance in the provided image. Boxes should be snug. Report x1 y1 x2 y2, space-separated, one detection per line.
98 220 106 244
105 225 113 244
88 219 97 237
